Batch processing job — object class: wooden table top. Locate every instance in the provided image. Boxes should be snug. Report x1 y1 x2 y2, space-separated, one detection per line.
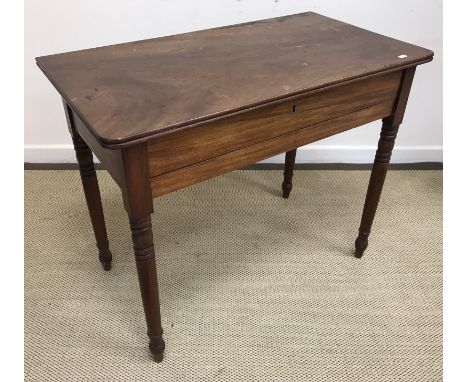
37 12 433 148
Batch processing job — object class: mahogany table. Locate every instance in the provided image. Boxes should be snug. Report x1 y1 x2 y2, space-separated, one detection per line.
36 12 433 362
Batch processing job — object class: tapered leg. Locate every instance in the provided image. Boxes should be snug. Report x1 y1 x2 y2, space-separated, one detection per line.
354 117 400 258
282 149 297 198
71 131 113 270
122 144 165 362
354 67 416 258
129 215 165 362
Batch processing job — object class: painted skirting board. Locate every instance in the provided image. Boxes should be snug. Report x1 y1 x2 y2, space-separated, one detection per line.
24 144 443 164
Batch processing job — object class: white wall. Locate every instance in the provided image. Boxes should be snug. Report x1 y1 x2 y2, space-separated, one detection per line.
24 0 442 163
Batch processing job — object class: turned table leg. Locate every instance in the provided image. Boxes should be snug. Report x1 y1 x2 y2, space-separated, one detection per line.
129 215 165 362
355 117 398 258
122 144 165 362
354 67 416 258
66 104 112 270
282 149 297 198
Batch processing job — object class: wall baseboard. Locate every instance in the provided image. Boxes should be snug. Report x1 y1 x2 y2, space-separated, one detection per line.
24 144 443 164
24 162 443 170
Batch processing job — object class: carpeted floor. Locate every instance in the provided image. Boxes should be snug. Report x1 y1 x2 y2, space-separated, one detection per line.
24 169 442 381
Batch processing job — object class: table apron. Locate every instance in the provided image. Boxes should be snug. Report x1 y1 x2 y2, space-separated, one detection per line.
70 108 126 188
147 70 401 179
68 70 403 198
150 101 394 197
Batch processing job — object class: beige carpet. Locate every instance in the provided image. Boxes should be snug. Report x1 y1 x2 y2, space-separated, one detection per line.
24 169 442 381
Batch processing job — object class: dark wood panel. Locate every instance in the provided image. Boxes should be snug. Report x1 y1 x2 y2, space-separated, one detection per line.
148 71 401 177
70 107 125 188
150 102 394 197
36 12 433 147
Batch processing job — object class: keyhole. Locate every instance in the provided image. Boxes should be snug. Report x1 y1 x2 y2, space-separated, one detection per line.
292 104 297 112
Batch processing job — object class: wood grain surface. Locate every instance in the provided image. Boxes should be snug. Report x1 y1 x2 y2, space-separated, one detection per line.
150 102 394 197
36 12 433 147
147 71 401 177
